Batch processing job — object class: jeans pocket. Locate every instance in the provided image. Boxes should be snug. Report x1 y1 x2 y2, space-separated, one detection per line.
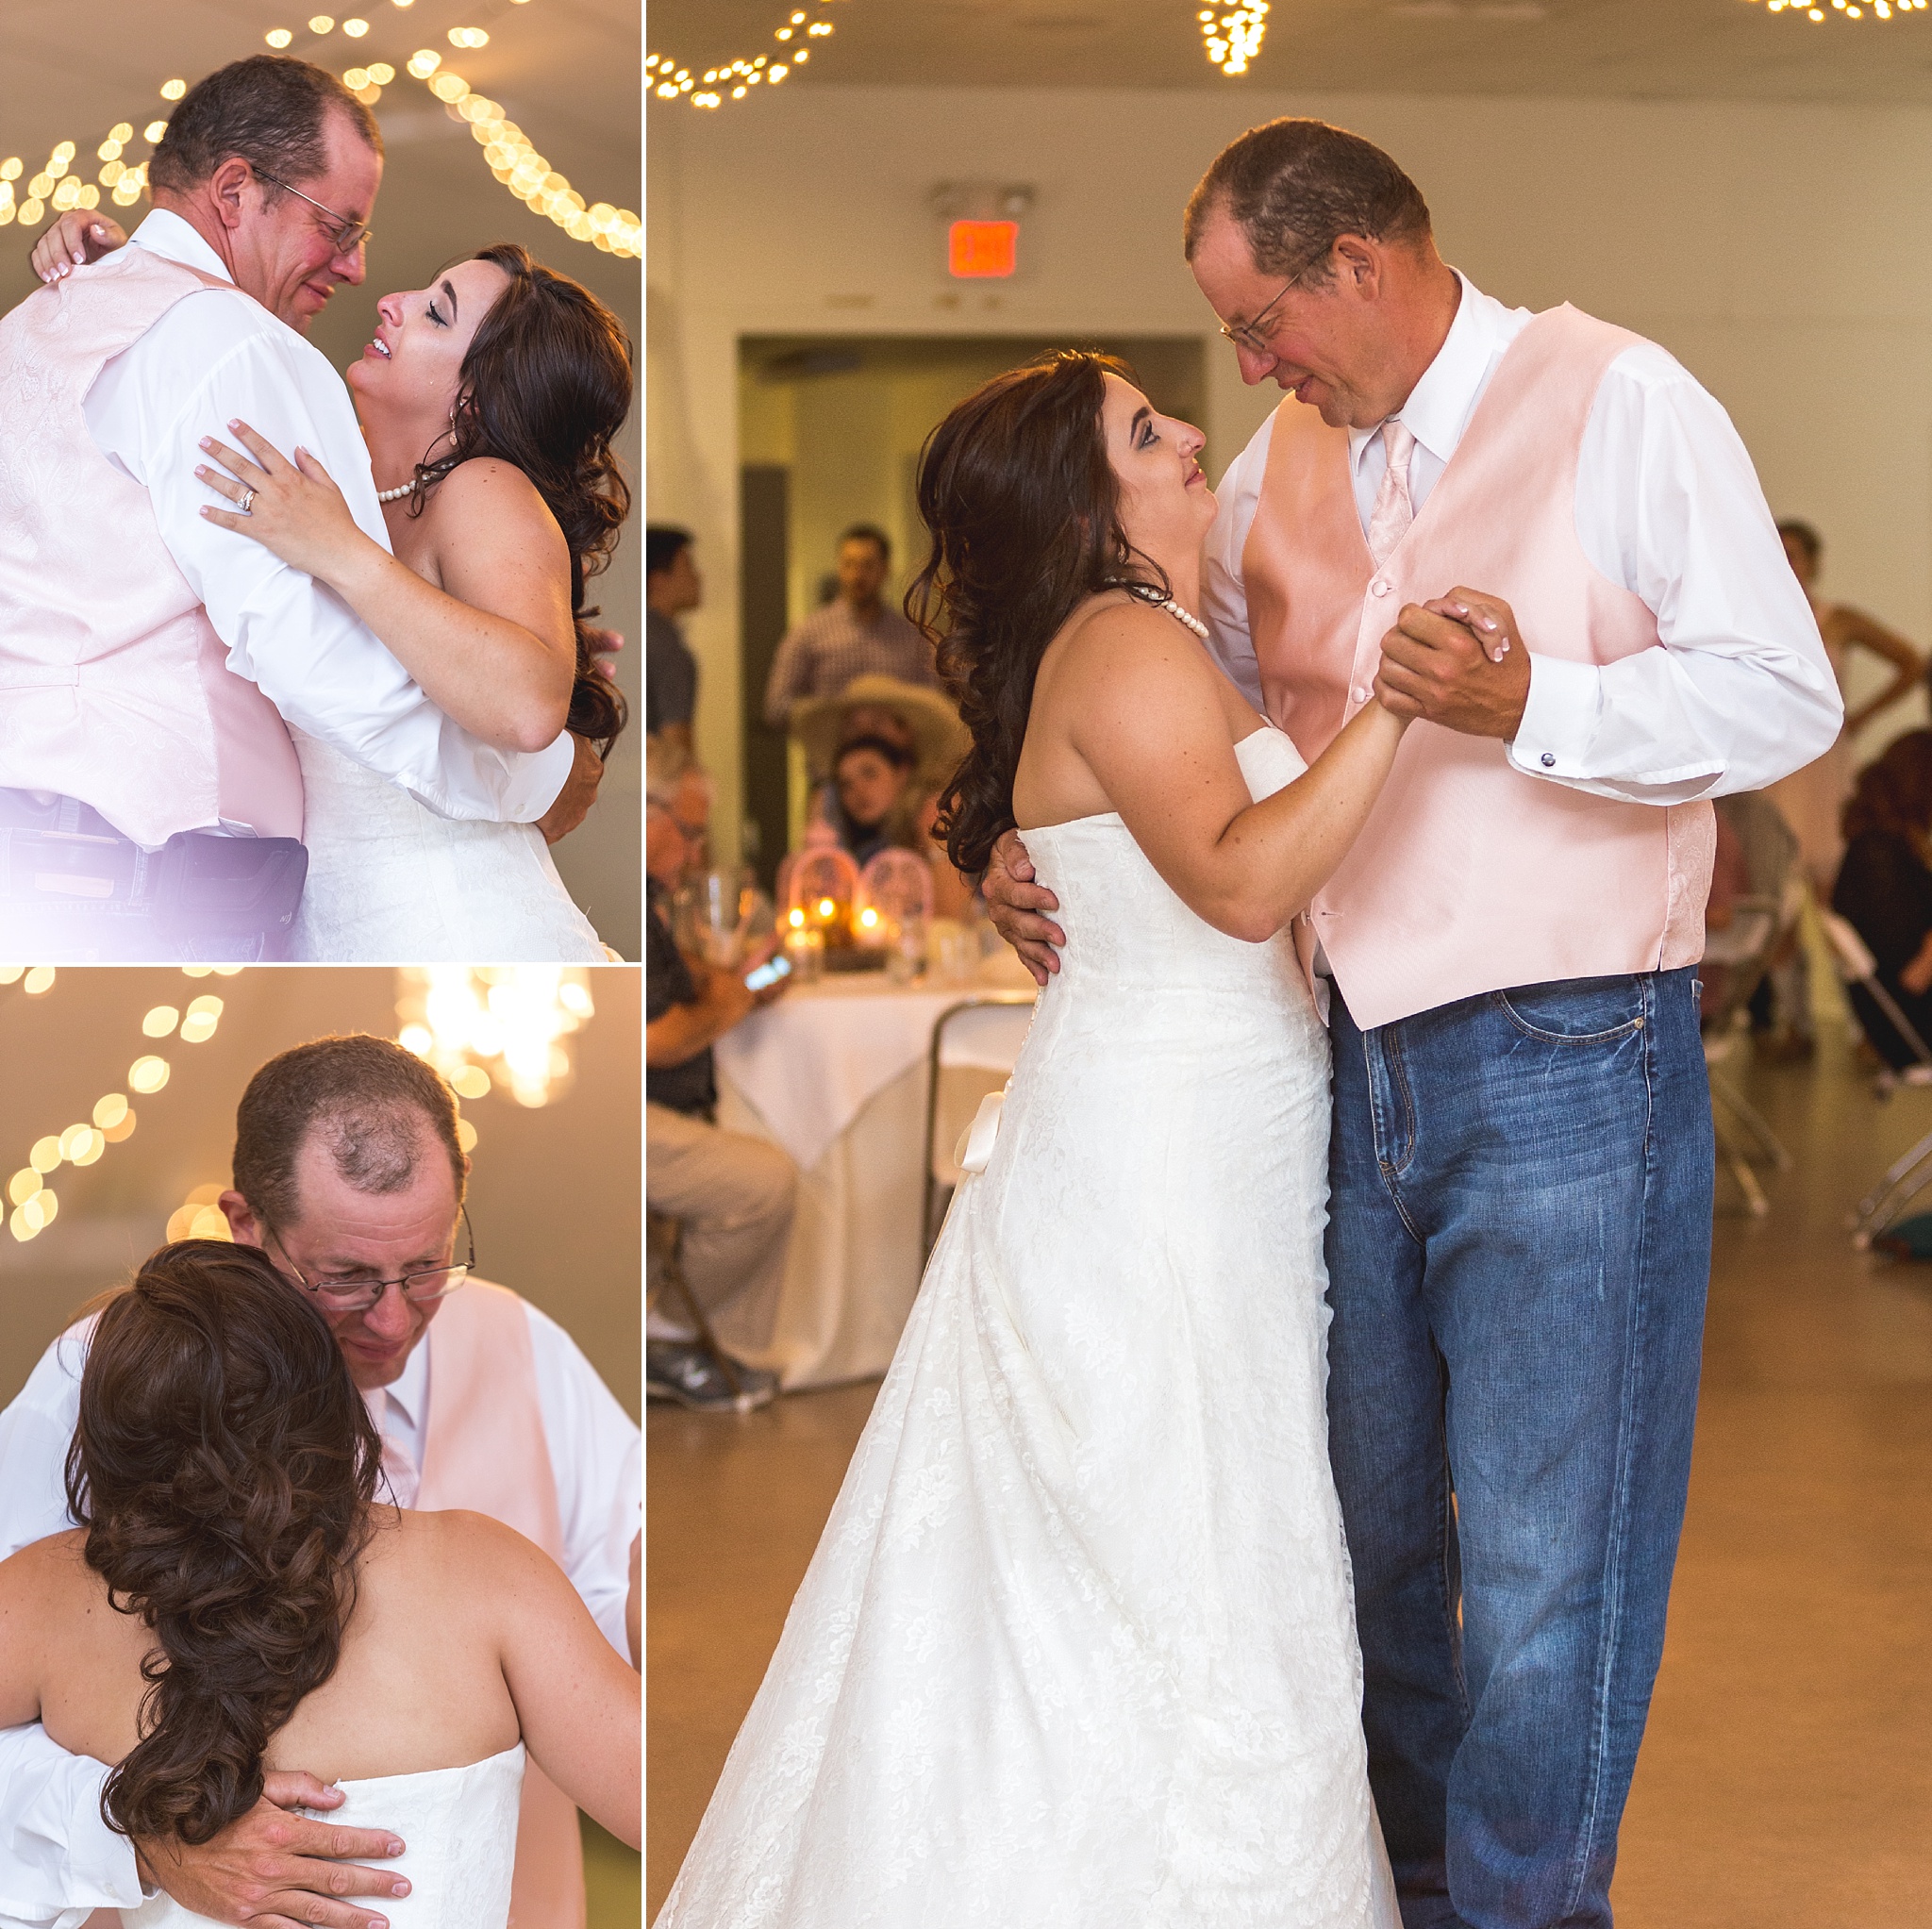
1493 973 1648 1044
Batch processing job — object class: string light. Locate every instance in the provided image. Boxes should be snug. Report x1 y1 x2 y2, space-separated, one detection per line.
165 1183 233 1243
3 2 627 250
649 2 847 109
396 966 595 1113
1200 1 1270 73
1757 0 1927 12
1 966 235 1244
410 56 641 256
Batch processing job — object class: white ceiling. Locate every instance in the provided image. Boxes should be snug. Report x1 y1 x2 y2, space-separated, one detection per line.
0 0 640 358
646 0 1932 103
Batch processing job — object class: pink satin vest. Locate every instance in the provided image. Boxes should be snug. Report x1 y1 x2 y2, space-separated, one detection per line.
1243 304 1713 1030
415 1282 594 1929
0 247 303 847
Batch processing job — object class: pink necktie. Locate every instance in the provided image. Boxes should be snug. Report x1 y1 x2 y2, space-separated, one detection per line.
379 1421 420 1509
373 1398 423 1513
1367 419 1417 567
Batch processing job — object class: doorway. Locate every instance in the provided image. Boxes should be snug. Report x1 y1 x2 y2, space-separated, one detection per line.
735 334 1207 886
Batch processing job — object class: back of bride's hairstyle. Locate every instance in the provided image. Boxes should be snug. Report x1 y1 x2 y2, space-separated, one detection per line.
406 242 634 755
908 350 1167 878
66 1240 381 1844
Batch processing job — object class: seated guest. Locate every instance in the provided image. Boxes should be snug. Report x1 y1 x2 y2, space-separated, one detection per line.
646 746 795 1411
1832 729 1932 1070
824 731 920 869
791 673 974 895
760 525 937 725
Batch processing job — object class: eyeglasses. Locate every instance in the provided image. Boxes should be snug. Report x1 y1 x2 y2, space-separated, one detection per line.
265 1204 475 1313
254 168 375 257
1215 249 1325 358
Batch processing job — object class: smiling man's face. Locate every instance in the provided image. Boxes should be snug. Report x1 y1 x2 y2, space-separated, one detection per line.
221 1121 462 1390
1189 201 1413 431
232 104 382 331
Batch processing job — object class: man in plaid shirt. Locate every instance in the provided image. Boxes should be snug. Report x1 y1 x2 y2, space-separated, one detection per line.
761 524 939 728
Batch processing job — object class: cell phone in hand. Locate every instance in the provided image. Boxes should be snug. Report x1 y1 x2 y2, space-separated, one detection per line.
744 954 792 992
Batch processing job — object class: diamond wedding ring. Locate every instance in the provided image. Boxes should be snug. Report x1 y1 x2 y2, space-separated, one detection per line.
237 488 256 514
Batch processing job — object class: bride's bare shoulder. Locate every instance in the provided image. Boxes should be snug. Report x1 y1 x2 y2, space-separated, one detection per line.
375 1507 555 1590
419 459 566 557
0 1530 92 1628
1043 593 1227 714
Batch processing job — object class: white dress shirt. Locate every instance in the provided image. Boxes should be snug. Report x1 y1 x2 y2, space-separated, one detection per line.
1200 274 1842 803
0 1285 640 1927
83 210 571 826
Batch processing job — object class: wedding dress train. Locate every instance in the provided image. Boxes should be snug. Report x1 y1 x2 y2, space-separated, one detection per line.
661 725 1398 1928
289 729 607 962
125 1744 526 1929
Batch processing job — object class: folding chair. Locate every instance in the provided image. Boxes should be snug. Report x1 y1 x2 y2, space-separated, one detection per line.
646 1206 749 1399
1819 911 1932 1245
920 992 1037 1259
1702 892 1791 1217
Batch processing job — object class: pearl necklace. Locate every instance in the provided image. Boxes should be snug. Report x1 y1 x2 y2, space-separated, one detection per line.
1102 580 1211 640
375 476 422 505
1156 596 1209 640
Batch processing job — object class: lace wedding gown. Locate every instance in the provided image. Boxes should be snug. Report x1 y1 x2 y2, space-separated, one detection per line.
660 726 1399 1929
124 1744 526 1929
289 729 607 961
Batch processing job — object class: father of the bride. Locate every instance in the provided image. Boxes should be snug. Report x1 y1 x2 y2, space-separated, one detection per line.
990 121 1841 1928
0 1033 639 1929
0 55 586 961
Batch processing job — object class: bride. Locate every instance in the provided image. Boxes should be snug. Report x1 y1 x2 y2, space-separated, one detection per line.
189 241 630 962
659 350 1410 1927
0 1240 640 1926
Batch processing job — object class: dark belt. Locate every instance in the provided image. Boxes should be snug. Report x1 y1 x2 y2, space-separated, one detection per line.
0 790 308 963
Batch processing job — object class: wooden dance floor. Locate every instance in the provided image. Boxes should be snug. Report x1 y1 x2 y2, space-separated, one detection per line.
647 1028 1932 1921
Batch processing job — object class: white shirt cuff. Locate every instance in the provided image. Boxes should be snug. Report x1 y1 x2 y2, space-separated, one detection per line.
0 1738 143 1929
1507 652 1603 781
1507 652 1725 800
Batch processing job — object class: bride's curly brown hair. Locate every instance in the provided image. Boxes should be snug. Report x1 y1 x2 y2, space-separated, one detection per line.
65 1240 382 1845
907 351 1172 878
403 242 634 754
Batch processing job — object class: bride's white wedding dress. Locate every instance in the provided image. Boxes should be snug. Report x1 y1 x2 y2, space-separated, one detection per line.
289 729 607 962
124 1744 526 1929
660 725 1399 1928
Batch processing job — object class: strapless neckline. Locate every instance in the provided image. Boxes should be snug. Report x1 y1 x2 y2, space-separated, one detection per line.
292 1739 526 1803
1018 722 1286 839
125 1742 526 1929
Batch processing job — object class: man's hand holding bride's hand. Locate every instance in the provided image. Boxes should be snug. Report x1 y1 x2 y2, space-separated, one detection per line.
1374 588 1532 740
983 830 1064 986
29 209 126 283
135 1771 409 1929
197 422 375 589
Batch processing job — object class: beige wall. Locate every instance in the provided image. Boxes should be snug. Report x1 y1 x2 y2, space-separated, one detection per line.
649 83 1932 857
0 967 641 1416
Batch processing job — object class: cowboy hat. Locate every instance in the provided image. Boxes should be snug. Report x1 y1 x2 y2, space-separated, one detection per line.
791 675 971 789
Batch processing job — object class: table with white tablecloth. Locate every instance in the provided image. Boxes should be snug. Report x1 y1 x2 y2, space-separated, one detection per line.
714 970 1037 1389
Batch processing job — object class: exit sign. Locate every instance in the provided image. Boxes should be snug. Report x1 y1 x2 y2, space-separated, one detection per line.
949 219 1018 278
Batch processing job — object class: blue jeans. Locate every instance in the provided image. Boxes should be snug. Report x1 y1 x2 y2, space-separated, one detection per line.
1326 969 1712 1929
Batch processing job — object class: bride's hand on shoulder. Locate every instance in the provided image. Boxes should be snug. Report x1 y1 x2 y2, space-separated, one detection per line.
30 210 125 284
196 421 378 589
